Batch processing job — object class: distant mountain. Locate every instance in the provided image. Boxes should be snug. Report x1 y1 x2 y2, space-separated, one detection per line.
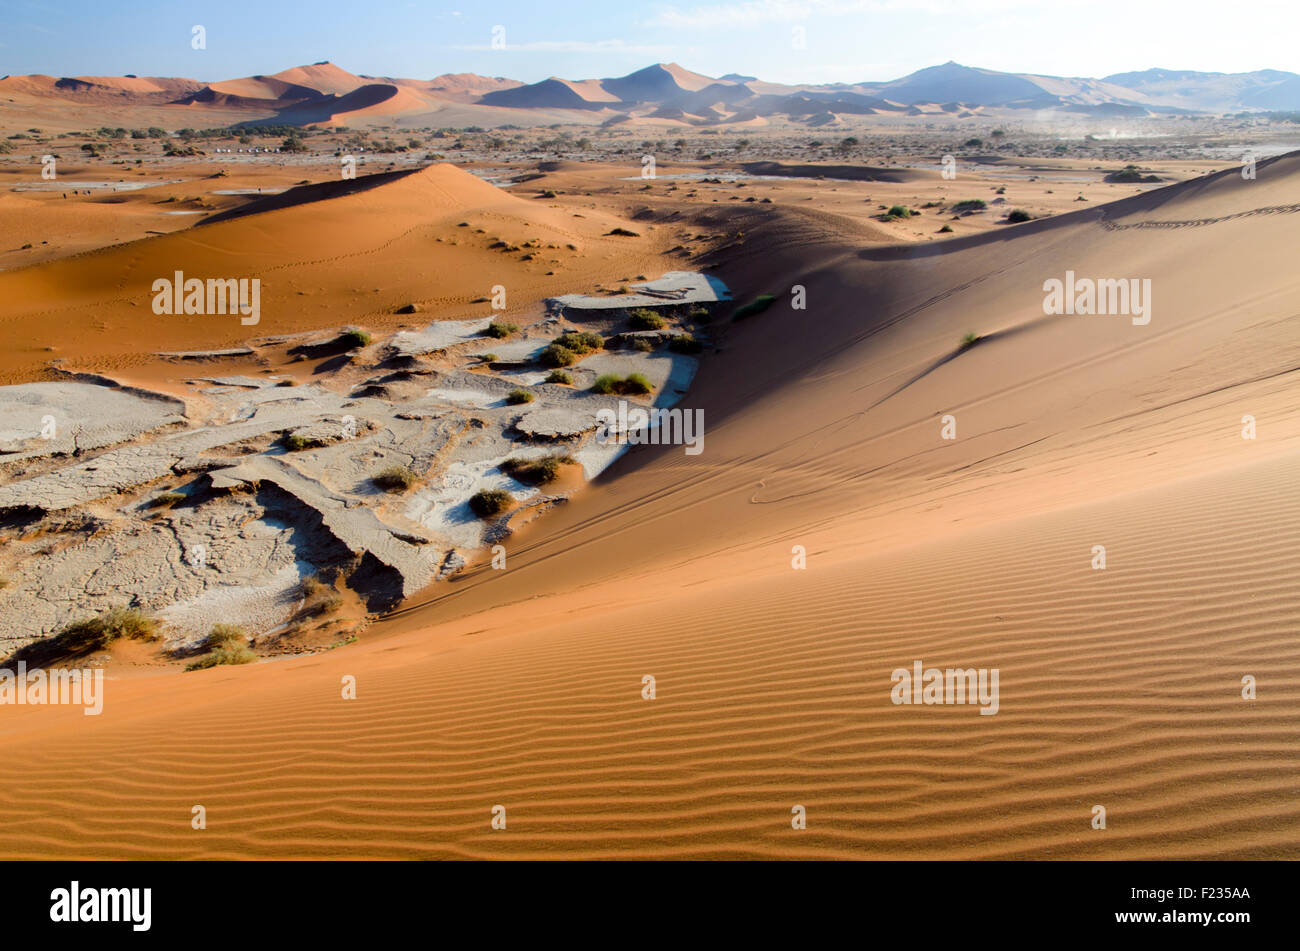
1103 67 1300 112
4 59 1299 129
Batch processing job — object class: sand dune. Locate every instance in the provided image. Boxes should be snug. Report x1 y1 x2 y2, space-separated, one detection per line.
0 162 667 383
0 153 1296 858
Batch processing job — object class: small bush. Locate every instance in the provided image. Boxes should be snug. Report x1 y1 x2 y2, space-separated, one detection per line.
151 490 186 507
501 455 574 486
1006 209 1033 223
506 389 535 405
633 338 653 352
545 369 572 384
668 334 703 354
339 329 371 348
885 205 912 219
282 432 325 452
64 607 159 648
732 294 777 322
540 189 558 198
540 344 577 367
484 321 518 339
623 372 653 395
960 332 981 350
480 353 498 363
607 227 639 237
591 373 653 396
469 488 512 519
628 309 666 330
951 199 986 212
689 306 712 324
556 330 603 353
186 646 256 671
207 624 249 649
373 465 418 491
938 224 954 233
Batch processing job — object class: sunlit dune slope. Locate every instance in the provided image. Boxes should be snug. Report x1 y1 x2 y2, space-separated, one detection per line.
0 155 1297 859
0 162 667 382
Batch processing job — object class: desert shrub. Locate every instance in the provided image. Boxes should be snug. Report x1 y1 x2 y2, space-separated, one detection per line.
628 309 666 330
668 334 703 354
282 433 322 452
688 306 712 324
1006 209 1033 223
591 373 653 396
951 199 986 212
63 607 159 648
152 490 186 506
469 488 512 519
938 224 954 233
372 465 418 491
960 332 982 350
501 455 574 486
622 373 653 395
339 329 371 348
556 330 603 353
541 189 558 198
480 353 497 362
545 369 572 384
483 321 518 339
539 344 577 367
590 374 619 395
186 646 256 671
885 205 912 219
506 389 535 405
607 227 639 236
732 294 776 322
633 338 653 352
207 624 249 649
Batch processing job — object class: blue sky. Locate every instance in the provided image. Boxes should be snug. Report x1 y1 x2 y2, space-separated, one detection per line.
3 0 1297 85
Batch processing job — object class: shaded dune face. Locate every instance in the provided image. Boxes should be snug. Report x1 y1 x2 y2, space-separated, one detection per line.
1 156 1299 859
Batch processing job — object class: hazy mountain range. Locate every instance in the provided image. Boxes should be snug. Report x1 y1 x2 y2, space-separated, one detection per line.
3 60 1296 129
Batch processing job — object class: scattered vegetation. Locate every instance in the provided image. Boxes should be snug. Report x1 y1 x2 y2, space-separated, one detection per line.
628 309 666 330
1006 209 1034 223
469 488 513 519
186 645 257 671
506 389 535 405
372 465 418 492
483 321 518 338
206 624 250 650
668 334 703 354
541 331 602 367
500 454 576 486
1105 164 1162 183
732 293 777 322
282 432 327 452
591 372 653 396
545 369 572 384
951 199 987 212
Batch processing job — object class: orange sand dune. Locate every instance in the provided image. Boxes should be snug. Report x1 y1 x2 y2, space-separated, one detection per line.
0 156 1297 859
0 162 669 383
